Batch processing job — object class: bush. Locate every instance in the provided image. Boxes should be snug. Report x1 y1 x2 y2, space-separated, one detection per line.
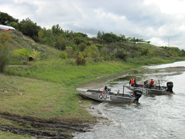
76 56 86 66
59 51 67 59
78 43 87 51
12 48 40 61
115 49 128 61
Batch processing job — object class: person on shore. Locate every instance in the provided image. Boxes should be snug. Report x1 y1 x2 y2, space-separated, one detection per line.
149 79 154 88
129 77 136 87
102 86 109 95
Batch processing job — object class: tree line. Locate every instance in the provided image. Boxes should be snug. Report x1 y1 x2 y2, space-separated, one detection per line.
1 11 185 69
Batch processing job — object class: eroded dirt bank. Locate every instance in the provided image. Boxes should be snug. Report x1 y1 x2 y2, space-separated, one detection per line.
0 112 94 139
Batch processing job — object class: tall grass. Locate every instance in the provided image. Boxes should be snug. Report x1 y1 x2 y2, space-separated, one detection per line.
5 60 134 87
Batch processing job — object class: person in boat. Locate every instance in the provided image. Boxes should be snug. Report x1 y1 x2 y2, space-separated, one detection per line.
149 79 154 89
129 77 136 87
102 86 109 95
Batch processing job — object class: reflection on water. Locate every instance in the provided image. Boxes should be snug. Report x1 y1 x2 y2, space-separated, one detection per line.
74 61 185 139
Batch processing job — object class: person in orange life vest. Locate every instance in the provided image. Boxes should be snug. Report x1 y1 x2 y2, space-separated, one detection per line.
149 79 154 88
102 86 109 95
129 77 136 86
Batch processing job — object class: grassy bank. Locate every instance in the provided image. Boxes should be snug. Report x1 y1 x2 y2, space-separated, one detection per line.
1 57 185 119
1 57 185 138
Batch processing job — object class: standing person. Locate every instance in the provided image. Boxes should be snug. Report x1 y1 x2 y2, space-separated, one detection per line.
129 77 136 87
102 86 109 95
149 79 154 88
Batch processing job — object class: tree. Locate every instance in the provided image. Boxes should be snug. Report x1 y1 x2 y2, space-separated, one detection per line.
0 12 18 25
38 28 54 46
52 24 63 36
102 33 119 43
19 18 41 41
119 34 126 42
97 31 102 39
0 32 11 72
54 34 66 50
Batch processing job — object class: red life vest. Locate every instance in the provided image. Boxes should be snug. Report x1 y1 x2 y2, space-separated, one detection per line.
102 88 105 94
130 79 135 84
149 79 154 86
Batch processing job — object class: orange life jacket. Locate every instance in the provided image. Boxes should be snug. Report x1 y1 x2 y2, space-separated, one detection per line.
149 79 154 86
102 88 105 94
130 79 135 84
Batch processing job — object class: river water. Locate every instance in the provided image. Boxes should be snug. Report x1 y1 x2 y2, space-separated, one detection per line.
74 61 185 139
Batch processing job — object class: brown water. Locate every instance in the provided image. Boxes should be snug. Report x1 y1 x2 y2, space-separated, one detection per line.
74 61 185 139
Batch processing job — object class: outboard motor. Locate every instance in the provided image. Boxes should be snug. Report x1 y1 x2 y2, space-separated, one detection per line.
167 82 173 92
134 90 142 102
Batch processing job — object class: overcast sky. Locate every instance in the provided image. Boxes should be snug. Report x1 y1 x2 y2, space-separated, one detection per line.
1 0 185 49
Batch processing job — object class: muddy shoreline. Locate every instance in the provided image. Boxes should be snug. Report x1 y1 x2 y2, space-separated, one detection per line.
0 112 94 138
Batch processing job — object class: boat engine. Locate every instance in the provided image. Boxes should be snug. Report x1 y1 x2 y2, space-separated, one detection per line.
134 90 142 102
167 82 173 92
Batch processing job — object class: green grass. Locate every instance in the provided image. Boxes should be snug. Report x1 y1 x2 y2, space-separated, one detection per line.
0 74 93 121
5 60 134 86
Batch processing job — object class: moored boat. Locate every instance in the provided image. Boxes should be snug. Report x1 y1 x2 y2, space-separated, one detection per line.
76 88 142 103
125 81 174 95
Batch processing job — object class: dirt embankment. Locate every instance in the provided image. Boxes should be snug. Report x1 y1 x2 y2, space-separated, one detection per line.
0 112 94 139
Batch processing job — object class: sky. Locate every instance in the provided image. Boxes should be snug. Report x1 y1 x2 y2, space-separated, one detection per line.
0 0 185 49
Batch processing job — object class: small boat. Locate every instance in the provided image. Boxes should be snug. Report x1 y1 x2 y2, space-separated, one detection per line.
125 81 175 95
76 88 142 103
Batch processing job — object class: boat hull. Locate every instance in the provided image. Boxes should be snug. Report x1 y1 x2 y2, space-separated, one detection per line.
76 88 141 103
125 84 174 95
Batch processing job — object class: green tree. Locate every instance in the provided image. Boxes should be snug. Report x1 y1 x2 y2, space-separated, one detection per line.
19 18 41 41
0 12 18 25
52 24 64 36
102 33 119 43
54 34 66 50
38 28 55 46
97 31 102 39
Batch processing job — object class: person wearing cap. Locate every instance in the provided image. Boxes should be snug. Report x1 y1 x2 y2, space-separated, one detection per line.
149 79 154 88
129 77 136 87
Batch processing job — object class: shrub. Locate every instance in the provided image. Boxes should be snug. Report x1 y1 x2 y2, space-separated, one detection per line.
115 49 128 61
65 46 73 58
12 48 40 61
76 55 86 66
60 51 67 59
78 43 87 51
